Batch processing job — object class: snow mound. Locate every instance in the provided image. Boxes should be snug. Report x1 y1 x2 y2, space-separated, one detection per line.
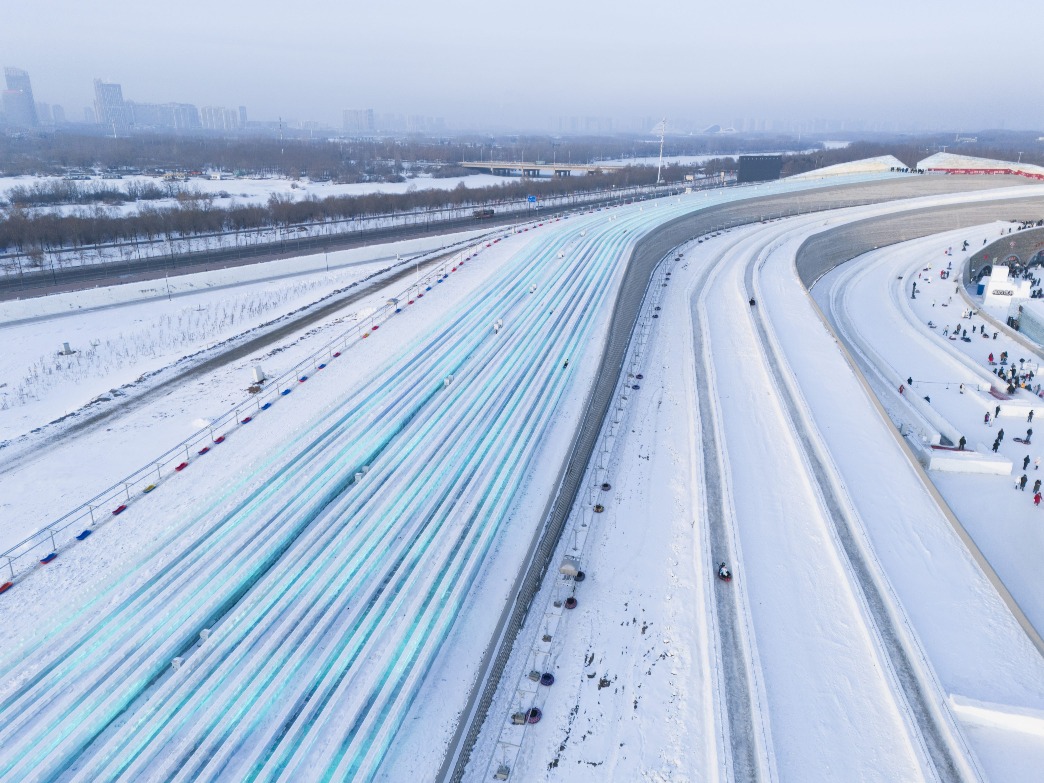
788 155 907 180
917 152 1044 180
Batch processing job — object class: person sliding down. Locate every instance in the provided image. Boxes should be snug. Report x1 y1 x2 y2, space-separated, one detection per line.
749 298 756 306
717 562 731 581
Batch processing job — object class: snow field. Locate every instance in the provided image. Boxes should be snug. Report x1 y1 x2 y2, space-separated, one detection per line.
0 227 492 443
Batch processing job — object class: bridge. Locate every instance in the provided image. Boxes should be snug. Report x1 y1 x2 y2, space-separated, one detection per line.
460 160 623 177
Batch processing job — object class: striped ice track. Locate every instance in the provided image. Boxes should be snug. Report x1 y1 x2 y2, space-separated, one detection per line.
0 172 900 782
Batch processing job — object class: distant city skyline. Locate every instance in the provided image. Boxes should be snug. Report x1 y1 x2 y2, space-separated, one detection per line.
2 0 1042 133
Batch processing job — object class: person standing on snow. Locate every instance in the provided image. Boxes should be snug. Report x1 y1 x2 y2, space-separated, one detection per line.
1033 478 1041 494
985 412 992 426
959 436 967 450
1024 455 1031 470
1028 428 1034 443
1030 410 1035 422
1035 492 1042 506
993 440 1000 453
999 428 1006 443
1020 474 1029 491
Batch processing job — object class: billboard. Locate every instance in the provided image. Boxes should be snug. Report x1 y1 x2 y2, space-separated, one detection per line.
738 154 783 183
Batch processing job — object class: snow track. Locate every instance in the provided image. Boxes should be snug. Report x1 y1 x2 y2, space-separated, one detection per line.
744 224 971 781
689 233 774 782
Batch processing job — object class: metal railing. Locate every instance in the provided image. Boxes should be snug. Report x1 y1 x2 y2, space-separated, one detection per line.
0 234 502 584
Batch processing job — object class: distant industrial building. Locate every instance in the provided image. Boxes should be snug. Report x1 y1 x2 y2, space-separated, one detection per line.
3 67 39 127
737 154 783 183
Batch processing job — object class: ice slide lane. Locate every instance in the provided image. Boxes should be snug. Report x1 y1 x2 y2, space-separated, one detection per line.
734 220 966 780
693 219 936 782
0 204 679 782
688 231 771 782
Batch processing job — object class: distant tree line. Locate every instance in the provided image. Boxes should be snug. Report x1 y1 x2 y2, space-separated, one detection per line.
0 165 693 261
0 130 812 182
3 178 171 207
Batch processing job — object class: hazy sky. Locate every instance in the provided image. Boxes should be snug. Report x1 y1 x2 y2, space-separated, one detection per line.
4 0 1042 131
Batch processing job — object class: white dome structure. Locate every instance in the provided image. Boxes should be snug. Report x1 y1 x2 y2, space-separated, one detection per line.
787 155 908 180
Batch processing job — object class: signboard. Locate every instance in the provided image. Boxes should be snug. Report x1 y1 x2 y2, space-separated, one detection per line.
527 195 536 203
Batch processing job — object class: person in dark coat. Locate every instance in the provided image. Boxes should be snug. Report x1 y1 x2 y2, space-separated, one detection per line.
992 440 1000 453
1020 474 1029 490
1024 455 1031 470
959 436 967 450
998 428 1005 442
1030 410 1036 423
1033 478 1041 494
1028 428 1034 442
996 405 1002 418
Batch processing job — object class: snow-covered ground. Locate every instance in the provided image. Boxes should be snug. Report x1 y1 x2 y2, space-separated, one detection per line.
0 228 491 443
2 169 1044 782
468 185 1044 782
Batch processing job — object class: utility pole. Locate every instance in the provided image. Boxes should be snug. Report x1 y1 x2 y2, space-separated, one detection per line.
656 118 666 185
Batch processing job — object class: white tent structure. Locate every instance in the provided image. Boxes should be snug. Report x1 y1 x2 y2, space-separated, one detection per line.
917 152 1044 180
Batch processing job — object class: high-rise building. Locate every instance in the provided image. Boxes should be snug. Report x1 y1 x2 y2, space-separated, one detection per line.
94 79 130 132
35 102 52 124
127 101 201 130
51 104 65 124
3 67 38 127
238 105 248 126
343 108 375 134
201 105 239 132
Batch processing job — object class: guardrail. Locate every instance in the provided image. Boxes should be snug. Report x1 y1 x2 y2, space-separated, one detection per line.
0 232 505 587
0 180 712 295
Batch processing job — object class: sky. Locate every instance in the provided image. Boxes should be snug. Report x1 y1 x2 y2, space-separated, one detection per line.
3 0 1042 132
